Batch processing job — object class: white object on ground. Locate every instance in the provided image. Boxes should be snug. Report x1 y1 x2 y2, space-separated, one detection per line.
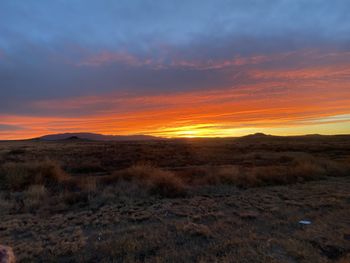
299 220 312 225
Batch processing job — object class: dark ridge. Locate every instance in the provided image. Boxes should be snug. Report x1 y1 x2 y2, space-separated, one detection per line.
35 132 162 142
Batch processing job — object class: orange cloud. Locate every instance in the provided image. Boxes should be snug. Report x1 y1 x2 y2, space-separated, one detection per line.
167 55 269 70
250 66 350 80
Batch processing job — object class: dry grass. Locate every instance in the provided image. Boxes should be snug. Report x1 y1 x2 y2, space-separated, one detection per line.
24 184 48 211
1 155 348 197
177 156 350 188
77 176 98 194
1 137 350 261
251 157 350 186
180 222 213 238
0 193 13 214
178 165 251 186
0 159 70 191
103 164 187 197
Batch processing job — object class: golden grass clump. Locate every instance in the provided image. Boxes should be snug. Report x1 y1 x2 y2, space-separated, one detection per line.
26 184 48 200
77 176 97 193
24 184 48 210
178 156 350 188
178 166 257 187
104 164 186 197
0 160 70 191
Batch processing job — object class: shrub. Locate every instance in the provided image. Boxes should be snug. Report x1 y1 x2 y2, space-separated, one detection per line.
178 165 257 187
0 160 70 191
178 156 350 188
249 157 350 186
103 164 186 198
321 159 350 177
292 159 326 180
251 166 296 186
0 193 14 213
77 176 97 193
26 184 48 199
207 166 256 186
24 184 48 211
181 222 213 238
61 190 89 206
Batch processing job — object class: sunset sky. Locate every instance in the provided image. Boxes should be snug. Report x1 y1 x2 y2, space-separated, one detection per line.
1 0 350 139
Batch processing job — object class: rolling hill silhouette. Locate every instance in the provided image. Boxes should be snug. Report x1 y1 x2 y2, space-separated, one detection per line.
36 132 161 141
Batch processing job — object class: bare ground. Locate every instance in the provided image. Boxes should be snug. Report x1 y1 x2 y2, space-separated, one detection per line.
0 176 349 262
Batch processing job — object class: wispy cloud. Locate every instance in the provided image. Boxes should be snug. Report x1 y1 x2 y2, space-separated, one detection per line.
75 50 269 70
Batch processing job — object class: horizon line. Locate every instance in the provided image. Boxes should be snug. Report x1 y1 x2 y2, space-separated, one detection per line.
2 131 350 141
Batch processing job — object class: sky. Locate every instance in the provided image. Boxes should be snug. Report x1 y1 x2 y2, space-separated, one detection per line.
1 0 350 139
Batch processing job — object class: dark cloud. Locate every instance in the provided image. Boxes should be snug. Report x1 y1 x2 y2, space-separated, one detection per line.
0 0 350 116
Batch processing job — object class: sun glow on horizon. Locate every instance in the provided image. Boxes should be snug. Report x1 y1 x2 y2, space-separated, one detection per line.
1 99 350 140
147 119 350 139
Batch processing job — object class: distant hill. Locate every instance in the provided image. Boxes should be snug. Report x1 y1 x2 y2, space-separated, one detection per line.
239 132 271 139
36 132 161 141
236 133 350 142
4 132 348 142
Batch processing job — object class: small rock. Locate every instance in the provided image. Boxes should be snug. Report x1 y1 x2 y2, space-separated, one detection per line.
0 245 15 263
